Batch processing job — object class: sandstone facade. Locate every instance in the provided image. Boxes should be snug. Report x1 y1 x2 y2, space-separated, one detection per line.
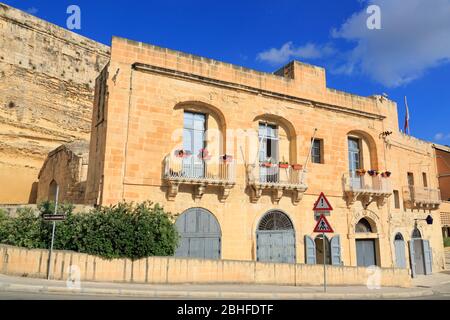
84 37 447 275
0 3 109 204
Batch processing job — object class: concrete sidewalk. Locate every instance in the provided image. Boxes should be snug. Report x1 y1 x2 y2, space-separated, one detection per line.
0 273 449 300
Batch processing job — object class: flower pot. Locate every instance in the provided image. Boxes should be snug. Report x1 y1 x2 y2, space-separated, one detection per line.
368 170 379 177
292 164 303 171
356 170 366 176
262 162 273 168
279 163 289 169
382 171 392 178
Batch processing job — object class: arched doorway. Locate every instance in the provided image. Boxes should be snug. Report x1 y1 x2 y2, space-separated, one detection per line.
174 208 221 259
315 234 331 265
409 228 432 276
256 210 295 264
394 233 406 268
48 180 59 202
355 218 378 267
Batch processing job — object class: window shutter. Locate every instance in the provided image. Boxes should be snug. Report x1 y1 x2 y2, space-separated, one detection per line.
331 235 342 266
422 240 433 275
305 235 316 264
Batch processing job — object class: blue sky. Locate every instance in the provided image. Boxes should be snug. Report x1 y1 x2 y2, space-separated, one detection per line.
5 0 450 145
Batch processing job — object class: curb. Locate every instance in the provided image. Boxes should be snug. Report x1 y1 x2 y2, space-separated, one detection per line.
0 283 435 299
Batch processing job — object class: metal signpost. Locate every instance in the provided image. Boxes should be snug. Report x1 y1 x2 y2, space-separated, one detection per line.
46 186 66 280
313 193 334 293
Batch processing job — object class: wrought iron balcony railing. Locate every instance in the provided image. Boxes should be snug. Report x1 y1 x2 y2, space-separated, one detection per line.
163 155 235 201
247 163 308 205
402 186 441 209
343 172 392 208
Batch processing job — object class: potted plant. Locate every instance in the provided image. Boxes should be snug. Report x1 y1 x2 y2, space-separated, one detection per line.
175 149 191 158
221 154 233 163
368 170 380 177
198 148 211 161
381 171 392 178
356 169 366 176
279 161 289 169
292 164 303 171
262 158 274 168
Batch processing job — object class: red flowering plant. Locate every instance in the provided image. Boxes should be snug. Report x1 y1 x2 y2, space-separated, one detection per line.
198 148 212 161
174 149 191 158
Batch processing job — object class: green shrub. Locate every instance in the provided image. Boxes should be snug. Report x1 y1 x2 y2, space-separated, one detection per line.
0 201 179 260
444 238 450 247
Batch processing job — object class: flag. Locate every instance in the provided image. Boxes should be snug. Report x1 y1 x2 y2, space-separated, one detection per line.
404 96 410 135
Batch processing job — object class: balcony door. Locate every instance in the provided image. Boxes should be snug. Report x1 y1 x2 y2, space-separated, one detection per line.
348 137 362 188
183 112 206 178
259 123 279 183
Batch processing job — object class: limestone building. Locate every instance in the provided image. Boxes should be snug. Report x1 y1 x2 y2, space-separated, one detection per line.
434 144 450 239
83 36 446 275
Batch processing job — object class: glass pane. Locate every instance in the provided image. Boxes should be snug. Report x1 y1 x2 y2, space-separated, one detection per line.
183 129 192 152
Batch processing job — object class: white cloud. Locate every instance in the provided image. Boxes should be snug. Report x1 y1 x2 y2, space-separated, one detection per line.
26 7 39 15
332 0 450 87
435 133 450 141
257 0 450 87
257 42 335 65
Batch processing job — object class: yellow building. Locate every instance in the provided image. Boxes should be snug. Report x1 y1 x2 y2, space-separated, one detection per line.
82 36 446 275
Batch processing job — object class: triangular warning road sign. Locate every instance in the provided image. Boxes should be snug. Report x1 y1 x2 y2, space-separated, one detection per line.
313 214 334 233
313 192 333 211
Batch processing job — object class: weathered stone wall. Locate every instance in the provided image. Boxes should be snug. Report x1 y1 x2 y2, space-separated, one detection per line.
0 3 110 204
37 141 89 204
0 245 411 287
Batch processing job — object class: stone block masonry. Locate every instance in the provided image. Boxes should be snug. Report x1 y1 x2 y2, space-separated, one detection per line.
0 3 110 204
0 245 411 287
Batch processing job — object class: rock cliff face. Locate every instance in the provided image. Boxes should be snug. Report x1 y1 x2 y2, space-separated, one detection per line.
0 3 110 203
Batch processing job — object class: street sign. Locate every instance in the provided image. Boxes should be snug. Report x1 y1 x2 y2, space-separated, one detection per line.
313 214 334 233
43 214 66 222
313 192 333 211
314 211 330 221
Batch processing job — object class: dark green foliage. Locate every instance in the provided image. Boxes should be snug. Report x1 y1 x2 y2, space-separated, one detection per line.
0 201 179 260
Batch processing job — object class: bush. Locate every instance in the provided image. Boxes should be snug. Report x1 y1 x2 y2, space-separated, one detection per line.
0 201 179 260
444 238 450 247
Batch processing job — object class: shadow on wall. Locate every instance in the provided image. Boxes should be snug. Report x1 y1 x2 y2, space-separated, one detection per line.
28 182 38 204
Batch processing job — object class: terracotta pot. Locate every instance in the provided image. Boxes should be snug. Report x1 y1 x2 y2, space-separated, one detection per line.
292 164 303 170
279 164 289 169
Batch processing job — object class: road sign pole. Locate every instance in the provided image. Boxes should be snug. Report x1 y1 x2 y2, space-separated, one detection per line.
323 232 327 293
47 185 59 280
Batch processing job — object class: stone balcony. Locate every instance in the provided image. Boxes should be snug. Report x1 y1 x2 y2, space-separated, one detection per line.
247 163 308 205
343 172 392 208
402 186 441 210
163 155 235 202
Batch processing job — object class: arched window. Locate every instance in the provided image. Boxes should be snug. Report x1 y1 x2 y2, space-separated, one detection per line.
412 228 422 239
395 233 404 241
258 210 294 231
355 218 373 233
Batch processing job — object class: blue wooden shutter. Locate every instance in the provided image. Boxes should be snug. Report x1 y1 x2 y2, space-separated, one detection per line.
305 235 316 264
330 235 341 266
394 240 406 269
409 241 416 278
422 240 433 275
